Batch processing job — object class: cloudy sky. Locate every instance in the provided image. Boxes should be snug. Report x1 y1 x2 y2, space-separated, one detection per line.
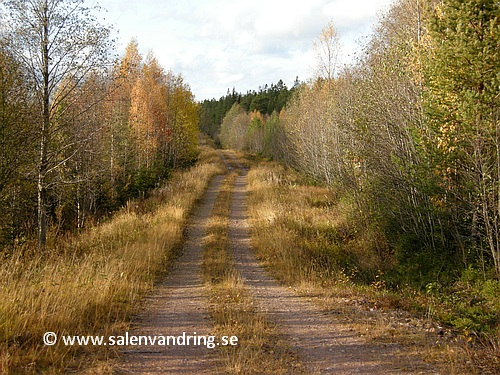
96 0 395 101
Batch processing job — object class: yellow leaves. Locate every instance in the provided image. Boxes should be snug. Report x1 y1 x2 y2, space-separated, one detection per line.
436 122 458 153
130 74 159 167
314 20 341 81
126 46 198 168
119 39 142 78
434 2 445 22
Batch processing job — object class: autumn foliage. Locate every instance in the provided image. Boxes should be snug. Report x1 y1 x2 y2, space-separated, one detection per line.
0 28 199 246
201 0 500 286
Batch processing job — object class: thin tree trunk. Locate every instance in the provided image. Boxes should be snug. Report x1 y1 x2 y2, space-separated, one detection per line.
38 0 50 250
37 134 48 249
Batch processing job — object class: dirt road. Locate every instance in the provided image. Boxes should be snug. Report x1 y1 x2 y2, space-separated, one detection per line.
116 150 441 374
116 175 224 374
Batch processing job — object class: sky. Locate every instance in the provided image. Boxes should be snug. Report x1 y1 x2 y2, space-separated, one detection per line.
95 0 395 101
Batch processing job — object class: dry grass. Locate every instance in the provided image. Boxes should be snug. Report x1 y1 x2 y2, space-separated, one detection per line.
246 160 483 375
202 171 304 374
0 145 224 374
246 162 370 287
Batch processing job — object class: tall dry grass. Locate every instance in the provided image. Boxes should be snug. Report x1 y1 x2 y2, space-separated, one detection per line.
247 161 387 288
246 160 482 375
0 146 224 373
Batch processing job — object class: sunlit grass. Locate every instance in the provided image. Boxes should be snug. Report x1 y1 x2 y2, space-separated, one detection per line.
246 160 498 375
0 146 224 373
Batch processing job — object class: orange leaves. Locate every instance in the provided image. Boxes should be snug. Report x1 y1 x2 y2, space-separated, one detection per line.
129 54 167 168
101 39 198 179
250 110 264 126
125 47 198 170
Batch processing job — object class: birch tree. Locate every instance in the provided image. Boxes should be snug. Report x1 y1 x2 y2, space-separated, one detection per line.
314 20 341 82
3 0 114 248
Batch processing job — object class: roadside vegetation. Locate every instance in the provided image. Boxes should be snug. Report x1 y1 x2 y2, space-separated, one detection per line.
202 170 304 374
247 160 500 374
1 2 199 250
1 1 207 372
0 146 223 373
201 0 499 371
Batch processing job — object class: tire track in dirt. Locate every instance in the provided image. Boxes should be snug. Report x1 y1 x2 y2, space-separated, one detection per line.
221 151 439 375
116 175 225 374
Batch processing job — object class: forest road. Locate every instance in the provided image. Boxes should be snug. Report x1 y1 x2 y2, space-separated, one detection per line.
115 175 225 374
222 150 440 375
115 150 441 374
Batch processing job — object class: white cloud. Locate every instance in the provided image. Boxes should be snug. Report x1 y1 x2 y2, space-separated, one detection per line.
97 0 395 100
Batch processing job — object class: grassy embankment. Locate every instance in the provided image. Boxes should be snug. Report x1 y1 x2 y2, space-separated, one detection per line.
247 160 500 374
202 169 304 374
0 146 224 373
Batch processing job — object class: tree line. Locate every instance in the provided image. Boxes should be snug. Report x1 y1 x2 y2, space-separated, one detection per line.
0 0 199 249
203 0 500 284
199 78 300 142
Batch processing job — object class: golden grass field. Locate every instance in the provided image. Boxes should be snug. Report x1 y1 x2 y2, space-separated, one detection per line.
0 146 224 373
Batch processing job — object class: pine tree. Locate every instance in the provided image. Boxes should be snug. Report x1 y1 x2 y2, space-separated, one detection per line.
423 0 500 276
